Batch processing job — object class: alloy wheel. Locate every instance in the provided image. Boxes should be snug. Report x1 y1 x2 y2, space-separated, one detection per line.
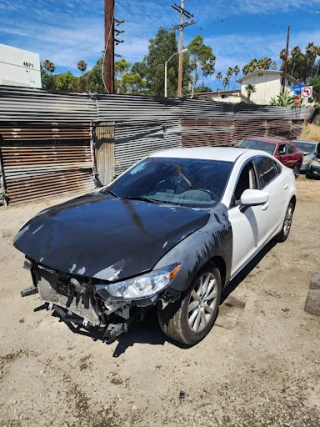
187 272 218 333
283 206 293 236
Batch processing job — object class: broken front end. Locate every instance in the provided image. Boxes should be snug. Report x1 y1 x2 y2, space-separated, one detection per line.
22 259 181 343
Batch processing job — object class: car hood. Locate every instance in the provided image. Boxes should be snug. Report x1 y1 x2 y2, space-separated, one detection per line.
14 193 210 281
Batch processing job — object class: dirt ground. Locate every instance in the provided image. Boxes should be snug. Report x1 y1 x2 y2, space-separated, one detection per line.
0 178 319 427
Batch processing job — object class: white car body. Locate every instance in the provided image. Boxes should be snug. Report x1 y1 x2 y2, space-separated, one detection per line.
150 147 296 279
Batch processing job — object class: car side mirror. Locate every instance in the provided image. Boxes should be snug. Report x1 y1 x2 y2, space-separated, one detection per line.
240 189 269 207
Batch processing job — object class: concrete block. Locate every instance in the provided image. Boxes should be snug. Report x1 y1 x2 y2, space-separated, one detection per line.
304 273 320 316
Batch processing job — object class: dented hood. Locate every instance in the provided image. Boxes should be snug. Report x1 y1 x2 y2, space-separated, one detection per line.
14 193 210 281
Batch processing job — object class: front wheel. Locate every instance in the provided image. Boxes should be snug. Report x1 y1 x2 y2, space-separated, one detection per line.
274 201 294 242
158 263 222 346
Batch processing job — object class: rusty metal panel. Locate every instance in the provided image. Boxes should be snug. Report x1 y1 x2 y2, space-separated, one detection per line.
234 121 267 142
95 122 115 185
114 120 181 176
181 120 234 148
266 120 292 139
0 122 94 205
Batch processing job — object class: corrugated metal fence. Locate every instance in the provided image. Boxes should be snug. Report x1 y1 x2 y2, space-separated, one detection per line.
0 85 314 205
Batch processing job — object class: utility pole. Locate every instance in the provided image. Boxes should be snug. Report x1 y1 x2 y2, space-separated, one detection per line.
104 0 114 93
170 2 196 97
178 0 185 98
282 25 290 94
104 0 124 93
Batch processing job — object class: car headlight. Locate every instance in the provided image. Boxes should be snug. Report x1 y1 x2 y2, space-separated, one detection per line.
95 263 181 301
304 159 311 164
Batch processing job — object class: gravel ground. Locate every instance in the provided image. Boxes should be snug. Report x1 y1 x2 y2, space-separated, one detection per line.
0 177 319 427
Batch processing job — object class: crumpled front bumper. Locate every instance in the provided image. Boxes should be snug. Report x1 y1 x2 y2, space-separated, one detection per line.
21 259 181 343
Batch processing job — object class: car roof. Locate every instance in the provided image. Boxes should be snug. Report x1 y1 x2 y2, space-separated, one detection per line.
149 147 263 162
245 137 288 144
291 140 318 144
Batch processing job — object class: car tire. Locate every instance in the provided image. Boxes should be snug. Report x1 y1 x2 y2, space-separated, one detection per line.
306 171 313 179
158 263 222 346
274 201 294 242
293 163 301 179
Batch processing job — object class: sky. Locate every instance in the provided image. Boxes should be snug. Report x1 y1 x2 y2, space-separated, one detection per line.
1 0 320 89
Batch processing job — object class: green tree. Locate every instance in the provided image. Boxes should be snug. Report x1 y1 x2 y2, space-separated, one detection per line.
226 67 233 89
216 72 222 89
233 65 240 88
55 71 75 91
77 60 87 73
188 35 215 92
84 57 105 93
245 83 256 101
271 61 277 70
43 59 56 74
242 64 250 75
114 59 131 93
121 72 147 94
144 27 178 97
41 66 56 90
223 77 229 89
193 85 212 93
308 76 320 94
131 62 148 79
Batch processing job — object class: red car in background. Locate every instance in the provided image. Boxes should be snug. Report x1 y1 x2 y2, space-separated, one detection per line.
237 137 303 177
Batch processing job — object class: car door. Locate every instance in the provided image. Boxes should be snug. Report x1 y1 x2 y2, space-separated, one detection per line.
228 160 263 278
286 144 299 168
276 143 291 167
253 156 286 244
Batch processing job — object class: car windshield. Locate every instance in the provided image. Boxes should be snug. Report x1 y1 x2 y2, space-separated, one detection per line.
291 141 316 154
238 139 276 155
105 157 234 208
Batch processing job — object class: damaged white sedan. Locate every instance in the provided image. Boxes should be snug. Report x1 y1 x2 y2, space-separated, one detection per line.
14 147 296 345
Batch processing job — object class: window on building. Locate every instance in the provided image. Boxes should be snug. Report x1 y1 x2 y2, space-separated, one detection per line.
258 73 263 77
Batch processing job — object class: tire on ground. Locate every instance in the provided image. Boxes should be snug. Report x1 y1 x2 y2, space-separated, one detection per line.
158 263 222 346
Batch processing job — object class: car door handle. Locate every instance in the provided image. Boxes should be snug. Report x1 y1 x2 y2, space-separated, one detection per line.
261 202 269 211
284 182 288 190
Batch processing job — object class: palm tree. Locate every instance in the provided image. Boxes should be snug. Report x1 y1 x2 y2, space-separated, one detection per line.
248 59 258 73
223 77 229 90
216 72 222 88
43 59 56 74
261 57 272 70
290 46 302 76
226 67 233 89
271 61 277 70
233 65 240 89
245 83 256 101
242 65 250 75
280 49 287 62
306 42 318 79
77 60 87 73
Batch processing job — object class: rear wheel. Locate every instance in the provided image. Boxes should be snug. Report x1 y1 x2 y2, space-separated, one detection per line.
293 162 301 179
274 201 294 242
158 263 222 346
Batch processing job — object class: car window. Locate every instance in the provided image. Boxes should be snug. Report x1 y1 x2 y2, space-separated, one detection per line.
278 144 287 155
287 145 295 154
107 157 234 208
292 141 317 154
238 139 275 155
254 156 280 188
232 161 257 206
